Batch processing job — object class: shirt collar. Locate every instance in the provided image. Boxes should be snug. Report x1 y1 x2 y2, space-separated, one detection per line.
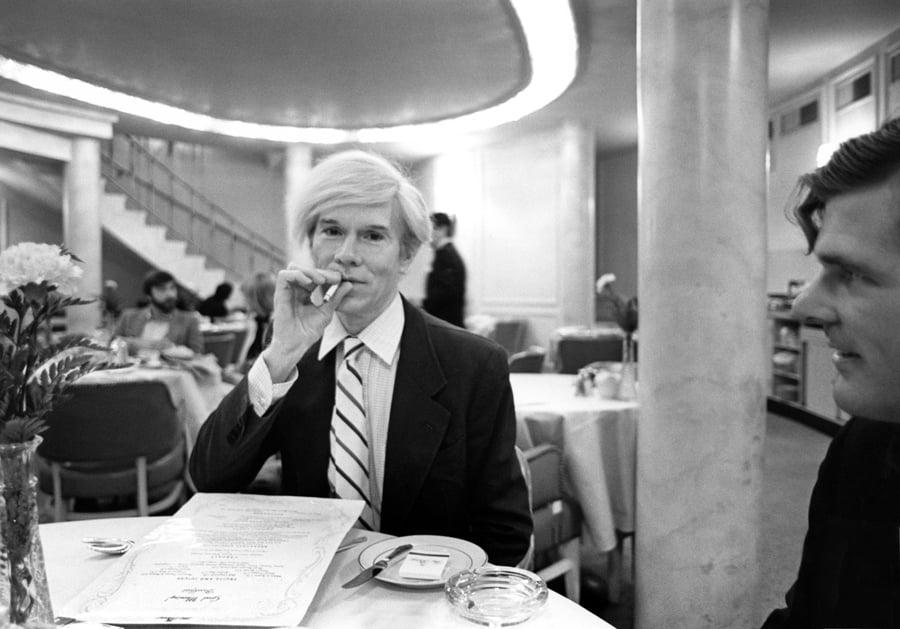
318 293 404 366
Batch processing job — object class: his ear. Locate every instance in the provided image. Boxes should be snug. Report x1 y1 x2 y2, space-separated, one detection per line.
398 246 418 275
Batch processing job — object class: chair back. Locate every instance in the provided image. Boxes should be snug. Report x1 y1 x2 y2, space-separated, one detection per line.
491 318 527 356
556 335 623 373
39 381 181 464
202 331 237 367
508 347 546 373
229 326 251 365
520 441 582 601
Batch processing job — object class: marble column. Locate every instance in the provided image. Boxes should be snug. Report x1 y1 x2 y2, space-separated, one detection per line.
63 137 102 333
283 143 314 265
557 122 596 326
635 2 769 628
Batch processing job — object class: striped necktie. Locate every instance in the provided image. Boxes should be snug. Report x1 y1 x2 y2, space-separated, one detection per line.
328 337 375 530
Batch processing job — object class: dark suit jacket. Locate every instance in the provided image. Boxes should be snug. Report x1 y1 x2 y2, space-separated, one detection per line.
762 417 900 628
423 242 466 327
189 297 532 566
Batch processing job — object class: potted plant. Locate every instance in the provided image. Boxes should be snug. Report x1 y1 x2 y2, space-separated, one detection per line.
0 242 104 624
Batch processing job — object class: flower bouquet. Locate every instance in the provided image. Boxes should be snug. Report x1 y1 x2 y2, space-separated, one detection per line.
0 242 106 624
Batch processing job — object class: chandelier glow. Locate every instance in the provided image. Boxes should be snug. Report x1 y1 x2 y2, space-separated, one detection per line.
0 0 577 144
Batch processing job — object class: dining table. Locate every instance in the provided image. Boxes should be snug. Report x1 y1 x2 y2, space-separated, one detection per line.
41 517 616 629
510 372 637 603
510 372 637 554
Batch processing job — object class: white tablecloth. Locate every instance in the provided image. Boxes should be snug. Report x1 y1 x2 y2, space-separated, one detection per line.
41 517 615 629
511 373 638 553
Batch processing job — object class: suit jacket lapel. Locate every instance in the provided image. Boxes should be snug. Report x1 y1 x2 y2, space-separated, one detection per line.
381 299 448 529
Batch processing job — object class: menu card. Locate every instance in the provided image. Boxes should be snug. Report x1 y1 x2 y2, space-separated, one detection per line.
60 493 363 626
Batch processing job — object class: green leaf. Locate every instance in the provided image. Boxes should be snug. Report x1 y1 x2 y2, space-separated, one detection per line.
0 416 48 443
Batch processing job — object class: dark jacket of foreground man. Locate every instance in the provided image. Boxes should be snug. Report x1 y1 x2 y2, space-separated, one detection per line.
189 298 532 567
763 417 900 628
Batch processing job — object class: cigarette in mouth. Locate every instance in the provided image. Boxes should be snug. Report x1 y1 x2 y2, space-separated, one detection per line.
322 283 340 303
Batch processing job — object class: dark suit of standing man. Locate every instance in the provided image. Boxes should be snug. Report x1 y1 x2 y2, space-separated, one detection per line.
189 151 531 567
762 119 900 627
423 212 466 327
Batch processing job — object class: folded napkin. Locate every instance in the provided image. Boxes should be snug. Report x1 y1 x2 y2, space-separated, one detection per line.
162 352 222 384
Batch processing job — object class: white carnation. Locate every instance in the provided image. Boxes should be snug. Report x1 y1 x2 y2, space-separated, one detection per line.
0 242 83 296
595 273 617 294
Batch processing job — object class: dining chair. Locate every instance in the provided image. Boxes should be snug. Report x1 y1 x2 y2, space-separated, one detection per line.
202 331 237 367
490 318 527 356
229 325 251 366
556 335 624 374
520 443 582 603
508 346 546 373
37 380 188 521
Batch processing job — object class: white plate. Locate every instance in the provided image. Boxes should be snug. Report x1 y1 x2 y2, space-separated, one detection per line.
357 535 487 589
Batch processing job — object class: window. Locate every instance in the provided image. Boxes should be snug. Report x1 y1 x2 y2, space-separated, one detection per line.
835 72 872 109
780 99 819 135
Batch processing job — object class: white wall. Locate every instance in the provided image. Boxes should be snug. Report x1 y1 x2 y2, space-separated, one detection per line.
422 126 594 348
596 148 638 301
160 143 286 258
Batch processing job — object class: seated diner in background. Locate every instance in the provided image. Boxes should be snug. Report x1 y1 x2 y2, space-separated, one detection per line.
113 269 204 355
189 150 532 567
197 281 234 321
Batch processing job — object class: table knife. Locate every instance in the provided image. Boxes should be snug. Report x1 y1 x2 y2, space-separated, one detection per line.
342 543 413 588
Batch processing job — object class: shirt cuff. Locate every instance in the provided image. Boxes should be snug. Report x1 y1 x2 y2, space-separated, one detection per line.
247 356 298 416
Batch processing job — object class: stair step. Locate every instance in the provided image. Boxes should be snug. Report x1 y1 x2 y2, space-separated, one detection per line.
99 186 229 297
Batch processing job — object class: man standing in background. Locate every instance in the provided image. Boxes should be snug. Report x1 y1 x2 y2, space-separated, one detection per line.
423 212 466 327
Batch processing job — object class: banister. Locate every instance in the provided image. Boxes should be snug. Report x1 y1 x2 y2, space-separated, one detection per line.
100 134 285 279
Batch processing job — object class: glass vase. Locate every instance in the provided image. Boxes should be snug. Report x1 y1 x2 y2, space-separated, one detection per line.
617 334 638 401
0 436 54 625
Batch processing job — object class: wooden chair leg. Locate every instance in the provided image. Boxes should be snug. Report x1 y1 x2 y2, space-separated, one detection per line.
559 538 581 604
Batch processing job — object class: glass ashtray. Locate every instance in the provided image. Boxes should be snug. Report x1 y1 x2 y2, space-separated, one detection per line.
445 566 548 626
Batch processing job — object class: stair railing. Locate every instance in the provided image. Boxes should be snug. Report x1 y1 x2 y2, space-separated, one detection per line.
100 134 286 280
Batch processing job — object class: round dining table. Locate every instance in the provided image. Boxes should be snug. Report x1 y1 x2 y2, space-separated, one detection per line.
41 517 616 629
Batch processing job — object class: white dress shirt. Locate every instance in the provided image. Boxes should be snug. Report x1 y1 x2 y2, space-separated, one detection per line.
247 293 405 529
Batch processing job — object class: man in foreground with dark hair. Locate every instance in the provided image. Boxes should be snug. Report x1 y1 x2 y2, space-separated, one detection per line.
114 269 204 354
762 118 900 626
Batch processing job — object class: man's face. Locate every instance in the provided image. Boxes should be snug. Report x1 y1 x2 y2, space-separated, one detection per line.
311 203 412 334
149 280 178 313
791 174 900 421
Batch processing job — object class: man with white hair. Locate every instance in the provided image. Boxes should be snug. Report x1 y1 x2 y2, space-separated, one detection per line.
190 150 531 567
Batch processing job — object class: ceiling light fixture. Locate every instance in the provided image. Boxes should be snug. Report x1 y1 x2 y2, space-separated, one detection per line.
0 0 577 145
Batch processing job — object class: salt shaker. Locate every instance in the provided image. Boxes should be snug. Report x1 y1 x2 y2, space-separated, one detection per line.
109 337 128 364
